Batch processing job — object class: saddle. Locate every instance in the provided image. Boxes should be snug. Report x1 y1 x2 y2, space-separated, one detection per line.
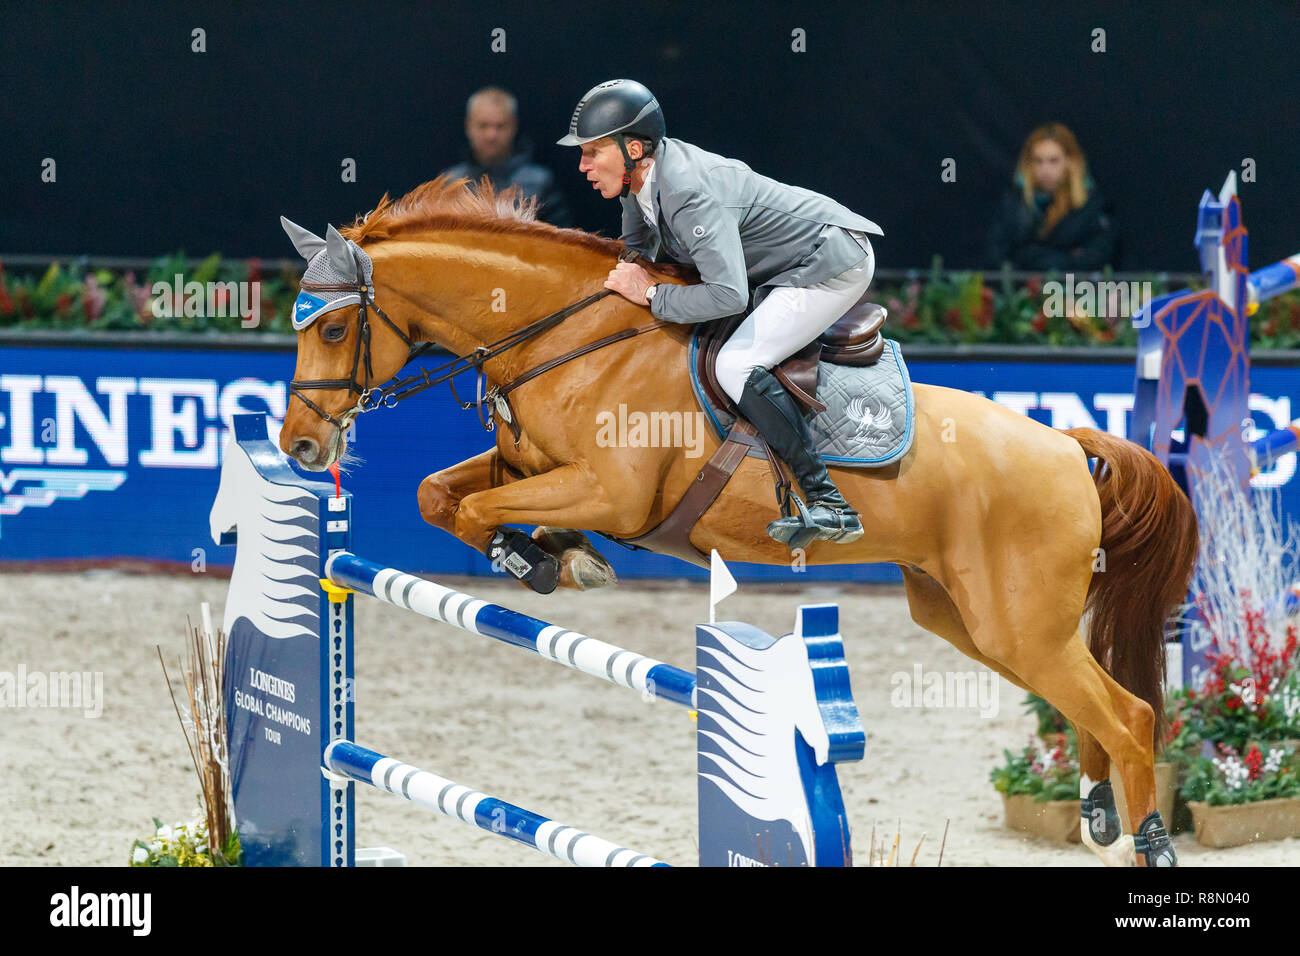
615 291 888 566
696 290 888 415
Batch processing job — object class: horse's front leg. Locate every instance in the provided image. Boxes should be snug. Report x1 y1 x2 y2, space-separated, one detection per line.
416 448 510 536
453 462 639 594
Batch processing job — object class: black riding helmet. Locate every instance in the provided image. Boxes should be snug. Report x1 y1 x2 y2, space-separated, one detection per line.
557 79 666 198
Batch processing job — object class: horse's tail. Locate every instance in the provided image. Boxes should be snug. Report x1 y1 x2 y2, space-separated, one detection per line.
1065 427 1199 747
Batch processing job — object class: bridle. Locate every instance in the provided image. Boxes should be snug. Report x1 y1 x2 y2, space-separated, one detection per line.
289 249 668 438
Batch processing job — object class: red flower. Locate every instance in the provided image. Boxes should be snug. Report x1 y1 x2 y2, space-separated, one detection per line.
1245 744 1264 780
1025 275 1042 297
1030 312 1047 334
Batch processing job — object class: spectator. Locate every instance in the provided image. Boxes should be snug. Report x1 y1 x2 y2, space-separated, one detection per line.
986 123 1117 271
441 87 574 227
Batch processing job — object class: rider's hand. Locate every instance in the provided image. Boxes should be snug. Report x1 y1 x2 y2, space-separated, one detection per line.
604 261 654 305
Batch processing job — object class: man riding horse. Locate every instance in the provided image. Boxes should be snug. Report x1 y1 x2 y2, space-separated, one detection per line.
558 79 883 546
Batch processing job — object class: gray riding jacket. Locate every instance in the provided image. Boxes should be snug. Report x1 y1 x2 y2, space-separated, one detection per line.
620 137 883 323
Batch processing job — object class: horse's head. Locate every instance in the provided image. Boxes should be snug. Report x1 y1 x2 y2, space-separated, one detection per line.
278 217 415 470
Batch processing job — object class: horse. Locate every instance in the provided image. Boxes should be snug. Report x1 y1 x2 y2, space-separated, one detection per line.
278 176 1198 865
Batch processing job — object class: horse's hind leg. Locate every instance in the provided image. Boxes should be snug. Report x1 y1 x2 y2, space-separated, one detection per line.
1074 725 1129 864
904 567 1135 864
901 567 1038 694
965 593 1169 866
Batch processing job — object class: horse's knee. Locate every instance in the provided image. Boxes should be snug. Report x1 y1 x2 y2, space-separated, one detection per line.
417 474 456 528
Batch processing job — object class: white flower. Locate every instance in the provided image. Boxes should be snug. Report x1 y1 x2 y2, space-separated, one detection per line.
1265 748 1286 774
132 846 149 863
155 824 174 842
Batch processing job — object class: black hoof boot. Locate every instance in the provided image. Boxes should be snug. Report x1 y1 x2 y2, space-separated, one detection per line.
486 528 560 594
1080 780 1124 847
1133 811 1177 867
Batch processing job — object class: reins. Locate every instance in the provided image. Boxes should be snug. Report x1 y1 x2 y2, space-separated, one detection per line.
290 248 669 436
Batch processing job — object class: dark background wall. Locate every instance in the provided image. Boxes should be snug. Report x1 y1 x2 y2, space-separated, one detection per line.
2 0 1297 271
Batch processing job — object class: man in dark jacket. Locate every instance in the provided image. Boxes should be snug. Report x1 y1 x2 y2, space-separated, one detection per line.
441 87 574 227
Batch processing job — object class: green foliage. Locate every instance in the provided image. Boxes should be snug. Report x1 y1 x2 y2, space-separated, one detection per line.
0 254 299 333
1023 692 1072 738
1179 745 1300 806
6 251 1300 346
130 814 242 867
990 734 1080 802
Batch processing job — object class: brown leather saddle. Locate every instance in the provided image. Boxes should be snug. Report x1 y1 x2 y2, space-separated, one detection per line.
615 291 888 566
695 290 888 416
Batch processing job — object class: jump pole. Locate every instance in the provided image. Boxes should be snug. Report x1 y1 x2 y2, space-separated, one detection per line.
211 412 865 867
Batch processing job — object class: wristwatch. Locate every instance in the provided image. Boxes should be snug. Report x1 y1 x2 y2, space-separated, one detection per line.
644 284 658 305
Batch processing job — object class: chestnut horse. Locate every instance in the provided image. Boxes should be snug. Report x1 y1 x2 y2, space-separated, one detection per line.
279 178 1197 865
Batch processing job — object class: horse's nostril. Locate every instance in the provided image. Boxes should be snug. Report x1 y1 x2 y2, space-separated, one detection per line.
293 438 318 461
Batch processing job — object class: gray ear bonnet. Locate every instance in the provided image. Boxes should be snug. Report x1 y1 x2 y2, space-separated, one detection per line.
281 217 375 330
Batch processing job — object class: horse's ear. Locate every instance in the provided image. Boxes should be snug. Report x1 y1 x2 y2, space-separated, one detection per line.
326 224 361 278
281 217 326 261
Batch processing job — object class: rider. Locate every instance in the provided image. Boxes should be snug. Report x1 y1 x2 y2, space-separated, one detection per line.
557 79 883 545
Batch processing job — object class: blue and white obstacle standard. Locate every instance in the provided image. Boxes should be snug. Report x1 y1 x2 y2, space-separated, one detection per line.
210 412 865 867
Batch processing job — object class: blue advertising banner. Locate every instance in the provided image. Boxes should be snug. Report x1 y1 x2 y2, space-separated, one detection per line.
2 336 1298 586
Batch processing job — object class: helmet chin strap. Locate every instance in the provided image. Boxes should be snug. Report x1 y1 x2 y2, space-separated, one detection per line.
615 133 639 198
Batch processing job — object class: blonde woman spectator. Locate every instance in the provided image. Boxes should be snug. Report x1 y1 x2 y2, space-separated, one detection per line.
986 123 1117 270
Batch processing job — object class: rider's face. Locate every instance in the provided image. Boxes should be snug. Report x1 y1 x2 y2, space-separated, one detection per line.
578 138 643 199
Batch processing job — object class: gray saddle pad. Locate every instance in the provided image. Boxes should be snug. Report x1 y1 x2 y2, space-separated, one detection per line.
690 337 916 468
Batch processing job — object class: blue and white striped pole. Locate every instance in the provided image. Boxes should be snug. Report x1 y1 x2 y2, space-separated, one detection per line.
325 551 697 708
323 740 669 867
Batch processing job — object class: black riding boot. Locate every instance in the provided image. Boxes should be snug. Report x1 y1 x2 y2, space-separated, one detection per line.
734 367 863 547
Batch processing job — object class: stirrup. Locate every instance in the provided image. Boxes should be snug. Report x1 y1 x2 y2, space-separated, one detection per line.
765 496 864 549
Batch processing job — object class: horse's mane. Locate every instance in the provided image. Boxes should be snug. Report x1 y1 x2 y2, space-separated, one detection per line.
340 175 698 282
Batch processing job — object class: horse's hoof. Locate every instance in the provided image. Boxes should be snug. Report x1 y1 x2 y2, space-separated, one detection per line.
562 549 617 590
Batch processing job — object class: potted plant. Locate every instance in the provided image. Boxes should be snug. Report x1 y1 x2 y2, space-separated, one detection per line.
1182 742 1300 847
1023 693 1071 747
1170 621 1300 847
990 733 1081 843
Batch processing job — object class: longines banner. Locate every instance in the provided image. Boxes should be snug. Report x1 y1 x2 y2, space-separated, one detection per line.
2 336 1297 583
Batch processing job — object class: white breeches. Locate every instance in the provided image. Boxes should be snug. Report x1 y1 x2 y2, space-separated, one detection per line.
715 237 876 404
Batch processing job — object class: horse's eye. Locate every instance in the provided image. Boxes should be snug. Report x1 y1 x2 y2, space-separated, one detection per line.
324 325 345 342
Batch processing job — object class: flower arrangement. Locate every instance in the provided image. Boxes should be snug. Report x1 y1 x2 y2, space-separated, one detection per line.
134 615 242 866
7 251 1300 346
990 732 1079 802
1166 446 1300 833
131 811 241 867
0 255 300 333
1180 742 1300 807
